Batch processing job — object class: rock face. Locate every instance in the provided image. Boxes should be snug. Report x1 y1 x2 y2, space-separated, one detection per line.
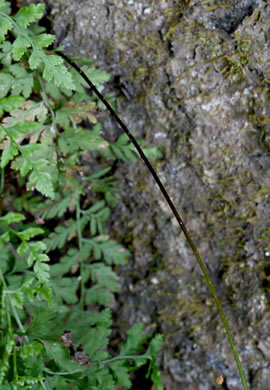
19 0 270 388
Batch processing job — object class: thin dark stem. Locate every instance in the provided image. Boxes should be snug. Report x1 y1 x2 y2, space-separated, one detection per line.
57 51 249 390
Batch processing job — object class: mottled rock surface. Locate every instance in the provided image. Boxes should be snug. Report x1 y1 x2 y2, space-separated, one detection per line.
18 0 270 388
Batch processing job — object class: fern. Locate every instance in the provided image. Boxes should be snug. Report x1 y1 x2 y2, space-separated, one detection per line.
0 1 163 389
44 202 111 251
39 193 74 220
85 167 120 206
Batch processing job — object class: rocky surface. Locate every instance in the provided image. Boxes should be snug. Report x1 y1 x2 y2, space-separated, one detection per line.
18 0 270 388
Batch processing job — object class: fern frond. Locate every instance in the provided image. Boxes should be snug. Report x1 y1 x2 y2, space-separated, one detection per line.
0 72 14 98
12 35 31 61
6 63 34 98
17 240 50 282
14 3 44 28
120 323 148 356
0 2 163 387
31 33 55 50
50 277 79 304
28 166 55 199
0 0 11 14
58 126 109 154
43 340 78 370
49 247 82 277
44 220 79 251
84 326 111 361
40 193 74 220
83 236 130 264
45 202 111 251
26 305 55 339
84 263 120 305
56 101 97 128
0 14 12 42
0 95 24 116
0 211 25 224
42 54 75 90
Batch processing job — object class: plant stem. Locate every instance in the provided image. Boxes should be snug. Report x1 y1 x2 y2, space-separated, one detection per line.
76 198 85 308
36 73 57 132
59 52 249 390
43 367 85 376
40 379 48 390
0 269 28 341
103 354 152 364
13 344 18 381
0 168 4 194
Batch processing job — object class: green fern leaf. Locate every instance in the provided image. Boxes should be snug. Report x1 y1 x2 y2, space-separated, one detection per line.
84 263 120 294
43 340 78 370
35 282 52 302
89 366 115 390
85 285 115 306
2 100 47 126
85 236 130 264
20 341 44 359
28 167 55 199
0 0 11 14
0 231 10 246
145 334 163 390
49 251 78 277
44 205 110 251
20 276 36 302
44 222 76 251
10 290 24 309
50 63 75 90
26 305 55 339
28 240 47 253
31 33 55 49
120 323 147 356
8 64 34 98
49 246 89 277
12 35 31 61
84 326 111 360
40 193 73 219
42 54 62 70
58 127 108 154
0 211 25 224
109 363 132 388
1 140 19 167
0 15 12 42
33 255 50 282
141 145 163 159
12 154 31 176
0 72 14 98
71 65 110 89
51 277 79 304
0 95 24 116
3 121 41 139
66 309 112 337
82 66 110 86
14 3 44 28
56 101 96 128
17 227 43 241
20 241 51 281
28 50 42 69
17 241 28 256
43 54 75 90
